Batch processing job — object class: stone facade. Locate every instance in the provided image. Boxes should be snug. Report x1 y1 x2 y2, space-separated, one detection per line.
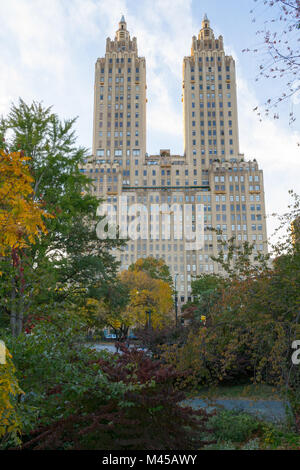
80 15 268 304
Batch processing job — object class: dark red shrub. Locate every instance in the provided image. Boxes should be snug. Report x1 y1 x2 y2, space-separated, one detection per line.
22 345 215 450
133 326 189 358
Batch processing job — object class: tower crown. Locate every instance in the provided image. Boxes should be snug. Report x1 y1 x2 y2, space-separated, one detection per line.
202 13 209 26
119 15 126 28
116 15 130 41
199 13 214 41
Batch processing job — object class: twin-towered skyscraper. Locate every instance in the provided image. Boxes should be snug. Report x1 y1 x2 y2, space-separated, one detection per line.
81 15 268 303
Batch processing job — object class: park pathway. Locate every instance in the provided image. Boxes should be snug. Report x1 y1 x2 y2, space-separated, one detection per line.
90 343 118 353
183 397 291 424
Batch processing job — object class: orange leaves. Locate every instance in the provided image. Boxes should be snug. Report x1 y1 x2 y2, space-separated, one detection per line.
0 150 53 255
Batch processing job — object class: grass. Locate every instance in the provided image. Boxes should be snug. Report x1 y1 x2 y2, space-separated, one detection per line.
190 383 283 401
202 409 300 451
189 383 299 449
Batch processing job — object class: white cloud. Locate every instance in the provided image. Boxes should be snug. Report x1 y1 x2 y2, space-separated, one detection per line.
0 0 68 76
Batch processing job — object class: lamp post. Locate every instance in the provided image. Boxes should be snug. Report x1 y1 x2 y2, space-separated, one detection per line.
174 273 179 328
147 310 152 330
136 290 152 330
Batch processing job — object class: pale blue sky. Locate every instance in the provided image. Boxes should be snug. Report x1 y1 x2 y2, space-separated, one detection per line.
0 0 299 241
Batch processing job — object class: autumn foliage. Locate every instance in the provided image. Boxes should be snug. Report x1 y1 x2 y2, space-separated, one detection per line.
0 345 23 447
93 258 175 339
120 268 174 329
0 150 50 256
21 346 214 450
161 221 300 404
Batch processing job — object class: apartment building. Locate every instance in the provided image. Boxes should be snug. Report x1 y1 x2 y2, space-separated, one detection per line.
80 15 268 303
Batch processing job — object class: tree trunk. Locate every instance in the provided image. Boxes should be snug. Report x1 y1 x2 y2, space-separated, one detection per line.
17 295 24 337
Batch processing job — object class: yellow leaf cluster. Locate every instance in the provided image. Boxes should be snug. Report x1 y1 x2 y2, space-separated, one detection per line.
0 150 52 255
0 345 24 441
119 270 174 329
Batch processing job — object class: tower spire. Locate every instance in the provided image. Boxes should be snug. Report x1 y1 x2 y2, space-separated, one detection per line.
201 13 210 28
116 15 129 41
199 14 213 40
119 14 127 29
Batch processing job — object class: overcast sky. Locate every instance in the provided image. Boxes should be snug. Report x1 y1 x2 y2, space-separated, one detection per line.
0 0 299 243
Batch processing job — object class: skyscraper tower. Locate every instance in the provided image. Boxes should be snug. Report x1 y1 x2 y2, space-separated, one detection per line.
92 15 146 193
183 15 239 167
81 15 268 304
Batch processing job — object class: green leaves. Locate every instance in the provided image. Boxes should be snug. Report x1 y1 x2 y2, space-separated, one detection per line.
166 193 300 399
128 257 173 286
0 99 125 335
188 274 226 321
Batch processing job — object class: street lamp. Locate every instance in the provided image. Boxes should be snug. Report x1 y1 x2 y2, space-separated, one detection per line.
136 290 152 330
147 310 152 330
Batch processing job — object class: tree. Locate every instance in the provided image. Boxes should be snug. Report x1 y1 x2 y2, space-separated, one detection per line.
128 275 174 328
0 149 52 336
0 149 50 256
162 194 300 400
182 274 226 323
94 258 174 340
86 282 131 341
128 257 173 286
97 266 174 340
121 262 174 328
0 100 124 336
245 0 300 123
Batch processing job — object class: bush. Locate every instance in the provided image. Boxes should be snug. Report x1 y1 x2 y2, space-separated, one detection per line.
21 345 215 450
208 410 260 443
0 345 23 449
133 325 188 358
2 311 102 434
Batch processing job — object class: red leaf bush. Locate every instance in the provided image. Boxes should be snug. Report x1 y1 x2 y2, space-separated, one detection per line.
22 345 215 450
